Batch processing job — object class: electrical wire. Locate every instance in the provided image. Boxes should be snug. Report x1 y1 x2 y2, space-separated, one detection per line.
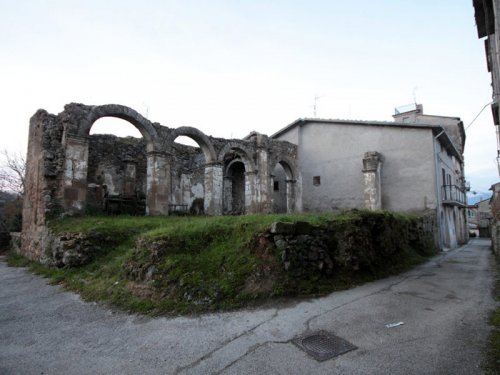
465 100 495 130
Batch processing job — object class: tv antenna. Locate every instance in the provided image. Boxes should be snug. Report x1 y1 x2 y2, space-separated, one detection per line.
412 86 420 104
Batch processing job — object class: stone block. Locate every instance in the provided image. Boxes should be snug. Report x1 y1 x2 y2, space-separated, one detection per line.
270 222 295 234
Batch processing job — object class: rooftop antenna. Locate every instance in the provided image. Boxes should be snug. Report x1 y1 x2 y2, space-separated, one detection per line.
412 86 420 104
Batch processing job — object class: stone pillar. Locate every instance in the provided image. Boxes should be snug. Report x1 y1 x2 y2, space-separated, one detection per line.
61 134 89 214
286 179 297 213
146 151 170 215
123 159 137 197
204 163 223 215
22 111 52 261
223 176 233 213
362 151 383 211
255 138 272 213
244 171 257 213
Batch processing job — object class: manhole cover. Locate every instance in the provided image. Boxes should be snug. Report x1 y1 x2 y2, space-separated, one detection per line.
292 331 357 362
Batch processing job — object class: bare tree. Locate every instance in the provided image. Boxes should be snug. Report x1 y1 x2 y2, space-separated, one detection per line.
0 150 26 196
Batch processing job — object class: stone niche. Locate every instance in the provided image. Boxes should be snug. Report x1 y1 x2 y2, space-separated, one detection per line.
21 103 301 263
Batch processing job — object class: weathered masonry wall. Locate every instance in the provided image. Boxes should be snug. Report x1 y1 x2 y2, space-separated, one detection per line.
21 103 300 262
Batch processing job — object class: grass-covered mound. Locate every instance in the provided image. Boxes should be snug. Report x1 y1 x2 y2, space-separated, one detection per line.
7 210 436 315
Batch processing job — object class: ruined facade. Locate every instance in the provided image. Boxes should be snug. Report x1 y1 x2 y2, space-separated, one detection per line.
21 101 468 263
21 103 300 262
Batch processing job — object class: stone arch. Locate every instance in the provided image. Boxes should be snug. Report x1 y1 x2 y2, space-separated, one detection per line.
270 157 297 181
60 104 166 215
270 157 300 213
169 127 221 215
224 160 246 214
219 144 257 215
171 126 217 164
218 143 256 172
79 104 159 152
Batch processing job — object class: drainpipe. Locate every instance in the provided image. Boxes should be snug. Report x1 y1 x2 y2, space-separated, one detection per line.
433 130 445 250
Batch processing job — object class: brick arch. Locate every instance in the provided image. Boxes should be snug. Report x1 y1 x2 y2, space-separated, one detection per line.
171 126 217 164
78 104 159 152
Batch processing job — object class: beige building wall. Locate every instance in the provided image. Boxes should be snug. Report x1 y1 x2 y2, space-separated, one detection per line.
278 122 438 213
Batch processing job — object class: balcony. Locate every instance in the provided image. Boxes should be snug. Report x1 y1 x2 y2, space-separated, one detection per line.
441 185 466 207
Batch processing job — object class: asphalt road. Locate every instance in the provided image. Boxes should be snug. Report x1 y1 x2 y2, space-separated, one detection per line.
0 238 496 375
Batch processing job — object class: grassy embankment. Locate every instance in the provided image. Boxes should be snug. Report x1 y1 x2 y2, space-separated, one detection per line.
7 211 434 315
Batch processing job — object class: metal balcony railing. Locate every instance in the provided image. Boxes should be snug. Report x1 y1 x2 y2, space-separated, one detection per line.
441 185 466 206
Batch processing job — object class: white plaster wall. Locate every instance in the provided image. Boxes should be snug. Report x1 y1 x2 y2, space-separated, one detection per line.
275 125 299 145
284 122 437 213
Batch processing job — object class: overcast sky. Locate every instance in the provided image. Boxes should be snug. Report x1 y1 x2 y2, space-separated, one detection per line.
0 0 497 196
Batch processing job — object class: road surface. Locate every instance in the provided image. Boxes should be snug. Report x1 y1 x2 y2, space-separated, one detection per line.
0 239 496 374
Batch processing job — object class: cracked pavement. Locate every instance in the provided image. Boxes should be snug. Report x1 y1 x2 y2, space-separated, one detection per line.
0 239 496 374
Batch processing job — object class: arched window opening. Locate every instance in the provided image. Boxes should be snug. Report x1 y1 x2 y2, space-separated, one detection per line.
174 136 199 148
90 117 142 138
87 117 147 215
170 135 206 215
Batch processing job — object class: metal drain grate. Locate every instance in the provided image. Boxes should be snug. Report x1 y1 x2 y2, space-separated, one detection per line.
292 331 357 362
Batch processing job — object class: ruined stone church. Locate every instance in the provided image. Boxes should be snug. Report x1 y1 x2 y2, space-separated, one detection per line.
21 102 467 261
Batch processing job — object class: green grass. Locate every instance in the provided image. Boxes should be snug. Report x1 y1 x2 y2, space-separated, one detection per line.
483 251 500 375
7 211 434 315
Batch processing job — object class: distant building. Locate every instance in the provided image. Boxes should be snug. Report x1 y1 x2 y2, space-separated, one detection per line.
467 203 479 235
272 104 468 250
469 198 493 237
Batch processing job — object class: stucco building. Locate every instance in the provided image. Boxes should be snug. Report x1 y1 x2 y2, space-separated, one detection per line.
473 0 500 174
272 104 468 250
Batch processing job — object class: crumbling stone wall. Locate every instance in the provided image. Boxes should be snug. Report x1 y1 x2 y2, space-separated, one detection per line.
21 103 300 263
260 211 437 278
87 135 148 215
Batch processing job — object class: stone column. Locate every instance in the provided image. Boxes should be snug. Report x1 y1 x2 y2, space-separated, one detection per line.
204 163 223 215
255 140 272 213
123 159 137 197
146 151 170 215
362 151 383 211
223 176 233 213
61 134 89 214
244 171 257 213
285 179 297 213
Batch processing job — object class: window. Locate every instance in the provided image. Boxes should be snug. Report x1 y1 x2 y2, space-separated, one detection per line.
274 181 279 191
313 176 321 186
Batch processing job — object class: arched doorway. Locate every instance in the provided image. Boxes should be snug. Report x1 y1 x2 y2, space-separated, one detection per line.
271 160 298 214
220 146 256 215
272 163 287 213
224 160 246 214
